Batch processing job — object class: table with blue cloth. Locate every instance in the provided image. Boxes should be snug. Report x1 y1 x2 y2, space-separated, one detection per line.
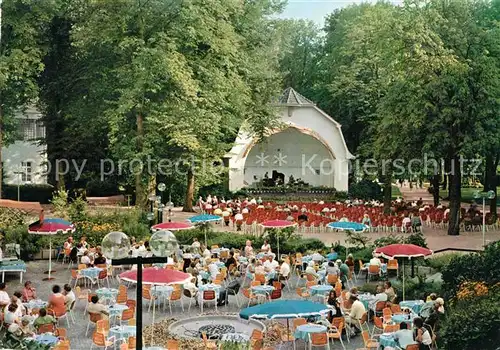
80 267 103 279
309 284 333 297
28 334 59 346
358 294 376 310
0 260 27 283
199 284 221 293
400 300 425 314
379 333 399 348
326 252 338 261
391 313 417 324
23 299 48 311
109 325 136 340
251 285 274 296
108 304 128 318
96 288 118 302
294 324 327 342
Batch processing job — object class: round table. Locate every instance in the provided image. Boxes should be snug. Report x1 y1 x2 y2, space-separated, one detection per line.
109 325 136 340
358 294 376 310
251 285 275 295
309 284 333 297
379 333 398 348
30 334 59 346
151 285 174 298
399 300 425 314
294 324 327 342
80 267 103 279
23 299 47 310
391 313 416 324
108 304 129 318
96 288 118 301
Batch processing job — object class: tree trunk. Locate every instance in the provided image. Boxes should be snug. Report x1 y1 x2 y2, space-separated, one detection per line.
383 173 392 215
447 157 461 235
135 113 146 209
432 174 440 207
442 159 450 190
485 153 498 220
0 103 3 199
183 168 195 212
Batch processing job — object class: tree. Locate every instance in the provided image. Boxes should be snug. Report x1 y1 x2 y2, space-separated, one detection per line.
0 0 54 197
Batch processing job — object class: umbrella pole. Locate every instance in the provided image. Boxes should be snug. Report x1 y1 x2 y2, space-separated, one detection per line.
403 259 405 301
43 237 55 281
277 230 280 261
287 318 290 341
151 288 156 346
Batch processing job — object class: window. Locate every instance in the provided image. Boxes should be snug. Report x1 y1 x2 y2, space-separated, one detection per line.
36 120 45 138
19 119 36 140
21 161 32 182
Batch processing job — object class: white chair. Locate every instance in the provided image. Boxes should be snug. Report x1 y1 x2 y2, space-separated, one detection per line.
200 290 217 313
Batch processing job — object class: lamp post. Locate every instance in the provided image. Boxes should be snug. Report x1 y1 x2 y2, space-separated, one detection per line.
102 230 179 349
473 190 496 247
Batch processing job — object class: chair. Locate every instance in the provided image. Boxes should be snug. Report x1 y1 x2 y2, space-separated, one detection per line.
384 324 400 333
128 318 135 326
78 264 87 271
357 312 370 333
374 301 387 318
96 319 110 337
201 290 217 313
292 318 307 331
127 336 136 350
390 304 403 314
387 259 399 276
382 307 392 323
116 291 128 304
327 274 338 286
367 265 380 281
272 281 282 290
251 329 264 342
310 333 330 349
167 290 184 314
328 318 346 349
97 269 110 288
119 308 135 325
254 273 266 284
90 331 114 350
251 280 262 287
357 260 368 279
85 312 102 336
166 339 180 349
38 323 55 334
53 340 70 350
269 289 282 301
67 300 77 324
70 269 83 287
361 330 379 349
296 287 310 299
201 332 217 349
242 288 258 307
142 286 155 311
183 289 198 312
125 299 136 310
405 345 420 350
371 317 384 338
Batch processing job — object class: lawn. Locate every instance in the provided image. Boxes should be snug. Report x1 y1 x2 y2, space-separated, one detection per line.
439 187 500 205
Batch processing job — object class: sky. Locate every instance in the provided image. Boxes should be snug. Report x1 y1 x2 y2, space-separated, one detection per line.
280 0 380 25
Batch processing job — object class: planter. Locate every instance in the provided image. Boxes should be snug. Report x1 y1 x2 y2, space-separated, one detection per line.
42 249 57 259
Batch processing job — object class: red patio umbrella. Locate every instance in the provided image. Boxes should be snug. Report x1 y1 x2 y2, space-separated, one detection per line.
151 222 194 231
373 244 433 300
119 267 192 286
260 220 297 260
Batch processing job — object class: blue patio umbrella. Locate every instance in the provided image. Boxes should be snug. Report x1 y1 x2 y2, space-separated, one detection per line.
188 214 222 246
240 300 330 340
327 221 368 232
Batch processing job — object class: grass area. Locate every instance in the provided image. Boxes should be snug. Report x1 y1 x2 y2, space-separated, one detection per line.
439 186 500 204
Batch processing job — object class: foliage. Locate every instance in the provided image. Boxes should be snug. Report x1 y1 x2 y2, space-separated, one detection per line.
373 234 401 247
425 253 463 271
50 189 69 219
441 241 500 298
403 232 428 248
391 274 443 301
345 231 371 248
348 179 383 200
1 184 54 204
3 225 42 260
439 286 500 350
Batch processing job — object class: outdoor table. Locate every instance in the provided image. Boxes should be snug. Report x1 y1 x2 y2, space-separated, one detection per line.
302 255 313 263
391 313 416 324
29 334 59 346
215 261 226 268
0 260 26 283
151 285 174 298
96 288 118 302
251 285 275 296
358 294 376 310
200 271 212 281
109 325 136 340
80 267 103 279
309 284 333 297
399 300 425 314
108 304 128 318
256 252 275 259
379 333 398 348
294 324 327 342
220 332 250 343
23 299 48 310
317 270 327 283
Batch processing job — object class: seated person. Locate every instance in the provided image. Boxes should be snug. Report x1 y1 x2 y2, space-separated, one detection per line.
33 308 56 330
326 261 339 276
63 284 75 311
384 281 396 302
8 294 25 318
344 295 366 333
93 252 107 265
393 322 416 349
254 260 265 275
279 259 291 279
48 285 66 316
263 257 279 272
414 317 433 349
0 283 10 307
311 251 324 262
8 316 34 338
80 251 93 266
22 281 36 302
369 285 388 312
183 277 198 297
304 261 319 279
369 254 382 267
207 259 220 280
225 251 237 270
4 303 20 325
420 293 437 318
87 295 109 319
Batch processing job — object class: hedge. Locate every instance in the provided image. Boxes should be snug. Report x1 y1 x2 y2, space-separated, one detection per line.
2 183 54 203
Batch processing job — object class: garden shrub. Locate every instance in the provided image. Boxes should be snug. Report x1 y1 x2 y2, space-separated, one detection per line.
348 179 382 200
1 183 54 204
391 275 443 301
373 234 401 247
425 253 462 271
404 232 427 248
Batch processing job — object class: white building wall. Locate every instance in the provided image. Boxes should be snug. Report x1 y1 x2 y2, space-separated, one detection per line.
2 108 47 185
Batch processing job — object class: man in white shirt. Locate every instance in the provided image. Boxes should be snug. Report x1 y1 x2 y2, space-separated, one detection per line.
81 251 92 265
184 278 198 297
305 261 319 279
369 285 388 311
279 260 290 278
208 259 220 280
63 284 76 310
345 295 366 333
0 283 10 307
191 238 201 251
369 254 382 267
263 257 279 272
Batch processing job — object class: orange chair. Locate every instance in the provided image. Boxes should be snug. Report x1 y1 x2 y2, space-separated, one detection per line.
142 285 155 311
166 339 180 349
242 288 258 306
384 324 400 333
382 307 392 323
97 269 110 288
327 274 338 285
201 332 217 349
328 318 345 349
292 318 307 331
367 265 381 281
374 301 387 317
91 331 114 349
78 264 87 271
85 312 102 336
254 273 266 284
251 329 264 341
201 290 217 313
116 291 128 304
55 327 67 340
310 333 329 348
125 299 136 310
362 330 379 349
371 317 384 338
167 290 184 314
251 280 262 287
96 319 110 337
306 280 317 288
269 289 282 301
272 281 282 290
119 308 135 325
405 344 420 350
127 336 136 350
53 340 70 350
296 287 310 299
38 323 55 334
387 259 399 276
391 304 403 314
